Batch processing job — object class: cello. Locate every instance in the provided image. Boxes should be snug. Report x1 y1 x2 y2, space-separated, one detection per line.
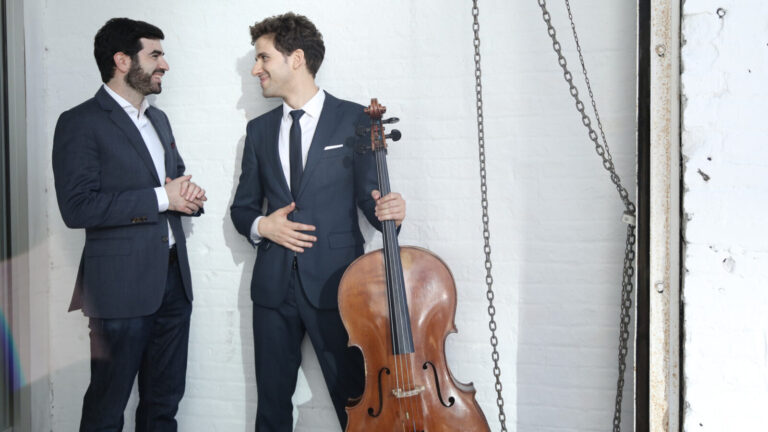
338 99 491 431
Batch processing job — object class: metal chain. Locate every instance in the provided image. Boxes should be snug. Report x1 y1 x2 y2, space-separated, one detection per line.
471 2 507 431
565 1 614 165
535 1 637 431
537 0 635 215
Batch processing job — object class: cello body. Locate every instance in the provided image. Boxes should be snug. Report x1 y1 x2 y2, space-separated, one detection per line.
337 99 490 431
338 247 490 431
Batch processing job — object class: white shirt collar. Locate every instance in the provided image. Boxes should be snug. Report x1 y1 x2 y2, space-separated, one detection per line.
282 88 325 121
103 84 150 119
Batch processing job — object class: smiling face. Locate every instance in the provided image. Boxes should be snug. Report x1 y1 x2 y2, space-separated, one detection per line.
252 34 294 99
126 38 169 95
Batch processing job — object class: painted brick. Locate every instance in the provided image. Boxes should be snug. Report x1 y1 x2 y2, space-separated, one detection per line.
682 1 768 431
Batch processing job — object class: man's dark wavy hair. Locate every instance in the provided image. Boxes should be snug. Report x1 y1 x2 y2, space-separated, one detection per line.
250 12 325 77
94 18 164 83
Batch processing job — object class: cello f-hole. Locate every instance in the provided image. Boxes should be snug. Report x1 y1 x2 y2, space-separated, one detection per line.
367 367 390 417
423 361 455 408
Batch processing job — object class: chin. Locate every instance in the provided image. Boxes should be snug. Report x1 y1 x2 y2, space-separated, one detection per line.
261 88 283 99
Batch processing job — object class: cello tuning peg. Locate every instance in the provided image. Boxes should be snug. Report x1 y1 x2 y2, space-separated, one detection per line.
356 125 371 136
385 129 402 142
382 117 400 124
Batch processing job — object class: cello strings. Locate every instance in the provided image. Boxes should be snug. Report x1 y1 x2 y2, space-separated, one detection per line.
375 139 420 431
373 129 408 428
374 137 415 430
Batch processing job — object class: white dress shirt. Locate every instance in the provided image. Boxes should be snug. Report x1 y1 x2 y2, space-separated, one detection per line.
250 88 326 242
103 84 175 246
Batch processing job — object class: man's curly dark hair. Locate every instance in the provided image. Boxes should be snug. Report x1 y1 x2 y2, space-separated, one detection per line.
250 12 325 77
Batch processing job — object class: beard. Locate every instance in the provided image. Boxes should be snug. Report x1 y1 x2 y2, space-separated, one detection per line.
125 60 162 95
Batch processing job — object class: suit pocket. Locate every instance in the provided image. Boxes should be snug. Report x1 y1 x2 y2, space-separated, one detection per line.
321 145 350 159
84 238 132 256
320 149 354 188
328 231 361 249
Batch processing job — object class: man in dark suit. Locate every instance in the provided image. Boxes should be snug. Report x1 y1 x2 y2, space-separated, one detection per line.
230 12 406 431
52 18 206 431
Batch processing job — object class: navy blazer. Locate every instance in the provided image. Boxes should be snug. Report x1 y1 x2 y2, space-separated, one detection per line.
231 92 381 309
52 87 195 319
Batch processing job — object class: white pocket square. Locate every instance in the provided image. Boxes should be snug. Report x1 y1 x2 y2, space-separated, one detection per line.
324 144 344 150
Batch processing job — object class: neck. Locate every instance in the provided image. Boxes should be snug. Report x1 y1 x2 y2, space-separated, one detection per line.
105 78 144 110
283 79 319 110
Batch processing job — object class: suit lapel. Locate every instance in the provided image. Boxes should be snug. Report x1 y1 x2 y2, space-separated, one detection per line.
295 93 338 200
145 107 175 179
96 87 160 185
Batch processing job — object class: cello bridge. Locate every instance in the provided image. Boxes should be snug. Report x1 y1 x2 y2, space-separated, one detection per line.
392 385 425 398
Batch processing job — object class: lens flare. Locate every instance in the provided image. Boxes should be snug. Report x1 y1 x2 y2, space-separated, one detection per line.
1 309 25 391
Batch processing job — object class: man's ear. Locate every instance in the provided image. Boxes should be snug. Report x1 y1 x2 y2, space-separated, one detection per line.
290 49 306 71
113 52 131 74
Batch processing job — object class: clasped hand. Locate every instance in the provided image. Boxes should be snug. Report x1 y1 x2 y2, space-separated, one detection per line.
165 175 207 214
258 190 406 253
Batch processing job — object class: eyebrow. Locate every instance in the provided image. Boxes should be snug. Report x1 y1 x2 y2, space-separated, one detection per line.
150 50 164 56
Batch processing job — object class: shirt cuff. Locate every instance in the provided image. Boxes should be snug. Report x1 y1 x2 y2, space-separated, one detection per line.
249 216 264 243
155 187 169 212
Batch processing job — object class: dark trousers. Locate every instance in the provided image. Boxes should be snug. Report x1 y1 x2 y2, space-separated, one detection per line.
80 251 192 432
252 265 364 432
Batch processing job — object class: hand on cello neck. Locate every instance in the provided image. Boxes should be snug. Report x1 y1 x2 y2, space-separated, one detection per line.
372 189 406 227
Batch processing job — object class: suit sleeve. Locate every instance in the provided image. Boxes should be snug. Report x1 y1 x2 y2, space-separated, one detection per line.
230 125 265 243
52 110 159 229
353 110 402 235
353 112 384 232
166 120 204 218
172 138 186 178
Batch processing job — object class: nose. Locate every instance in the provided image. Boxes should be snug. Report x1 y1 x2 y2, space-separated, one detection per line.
251 61 261 77
159 56 170 72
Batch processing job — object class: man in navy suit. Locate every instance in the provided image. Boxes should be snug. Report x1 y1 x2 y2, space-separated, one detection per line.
230 12 406 431
52 18 206 431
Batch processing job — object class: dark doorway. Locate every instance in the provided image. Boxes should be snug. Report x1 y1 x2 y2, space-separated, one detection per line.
636 0 651 430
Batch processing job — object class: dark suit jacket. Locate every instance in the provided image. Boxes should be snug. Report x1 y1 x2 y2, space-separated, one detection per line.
52 86 195 319
231 92 381 309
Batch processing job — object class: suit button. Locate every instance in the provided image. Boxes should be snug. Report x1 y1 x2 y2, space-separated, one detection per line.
161 236 168 243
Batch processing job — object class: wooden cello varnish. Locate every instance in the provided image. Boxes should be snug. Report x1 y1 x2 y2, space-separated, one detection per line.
338 99 490 432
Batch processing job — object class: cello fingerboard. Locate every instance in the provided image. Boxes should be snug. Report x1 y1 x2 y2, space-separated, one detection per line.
376 143 415 355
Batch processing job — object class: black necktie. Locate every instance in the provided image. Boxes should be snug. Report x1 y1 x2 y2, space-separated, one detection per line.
289 109 305 200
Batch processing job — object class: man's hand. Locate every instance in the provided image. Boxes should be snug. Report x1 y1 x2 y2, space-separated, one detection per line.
258 202 317 253
178 177 207 203
372 190 406 227
165 175 205 214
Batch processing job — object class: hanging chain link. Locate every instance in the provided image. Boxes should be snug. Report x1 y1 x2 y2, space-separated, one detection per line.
535 1 637 431
471 2 507 431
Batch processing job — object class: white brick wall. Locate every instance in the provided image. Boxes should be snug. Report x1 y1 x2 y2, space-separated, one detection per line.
508 1 637 431
27 0 636 430
682 1 768 431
